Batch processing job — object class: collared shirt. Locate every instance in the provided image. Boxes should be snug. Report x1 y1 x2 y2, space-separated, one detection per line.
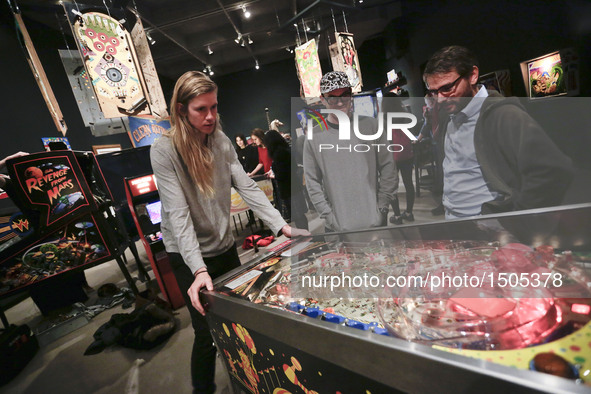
442 86 499 219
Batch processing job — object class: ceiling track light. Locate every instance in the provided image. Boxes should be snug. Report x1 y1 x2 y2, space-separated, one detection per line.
208 46 213 55
146 31 156 45
241 4 250 18
247 35 253 45
234 33 242 44
206 65 214 76
255 60 259 70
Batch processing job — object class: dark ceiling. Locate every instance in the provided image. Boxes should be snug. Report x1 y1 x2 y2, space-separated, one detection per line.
14 0 401 81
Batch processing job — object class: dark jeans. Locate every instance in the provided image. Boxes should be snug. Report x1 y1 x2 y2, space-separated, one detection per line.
391 159 415 215
168 244 241 394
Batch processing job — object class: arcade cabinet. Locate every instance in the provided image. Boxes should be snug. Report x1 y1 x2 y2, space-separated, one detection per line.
125 174 184 309
0 150 144 321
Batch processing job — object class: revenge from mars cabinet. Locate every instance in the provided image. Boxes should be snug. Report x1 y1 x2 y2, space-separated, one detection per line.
203 203 591 393
0 150 144 315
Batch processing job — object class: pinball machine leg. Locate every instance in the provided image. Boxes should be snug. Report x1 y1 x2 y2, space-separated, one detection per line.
0 307 8 328
114 254 140 295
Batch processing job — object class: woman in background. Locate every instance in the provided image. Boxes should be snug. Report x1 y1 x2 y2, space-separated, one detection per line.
264 130 309 230
249 128 272 177
235 133 259 175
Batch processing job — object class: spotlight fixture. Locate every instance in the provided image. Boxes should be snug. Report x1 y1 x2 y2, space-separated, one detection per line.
255 60 260 70
208 46 213 55
247 35 253 45
240 39 245 47
146 32 156 45
241 5 251 18
206 65 214 76
234 34 242 44
203 66 208 73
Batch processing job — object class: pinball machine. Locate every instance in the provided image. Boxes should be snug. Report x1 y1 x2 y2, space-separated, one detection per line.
0 150 146 324
203 203 591 393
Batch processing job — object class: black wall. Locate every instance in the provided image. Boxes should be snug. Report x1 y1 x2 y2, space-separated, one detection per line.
214 58 301 139
384 0 591 98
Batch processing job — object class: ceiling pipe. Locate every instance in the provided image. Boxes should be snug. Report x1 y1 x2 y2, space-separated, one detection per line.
127 7 208 68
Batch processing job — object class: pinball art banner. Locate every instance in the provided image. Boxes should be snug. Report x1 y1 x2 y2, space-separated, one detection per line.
71 10 152 118
329 32 363 93
295 39 323 98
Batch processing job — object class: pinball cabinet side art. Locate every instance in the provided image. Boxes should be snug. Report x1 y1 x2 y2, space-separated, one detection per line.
204 203 591 393
0 151 145 314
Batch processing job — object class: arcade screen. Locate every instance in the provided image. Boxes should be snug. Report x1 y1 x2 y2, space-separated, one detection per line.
145 200 161 225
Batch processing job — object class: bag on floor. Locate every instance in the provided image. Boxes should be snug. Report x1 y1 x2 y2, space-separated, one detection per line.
0 324 39 386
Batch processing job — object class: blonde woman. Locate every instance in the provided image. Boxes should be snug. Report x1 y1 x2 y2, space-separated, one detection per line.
150 71 302 393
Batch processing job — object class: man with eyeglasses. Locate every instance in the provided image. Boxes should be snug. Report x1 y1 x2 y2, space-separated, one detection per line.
423 45 573 218
303 71 397 232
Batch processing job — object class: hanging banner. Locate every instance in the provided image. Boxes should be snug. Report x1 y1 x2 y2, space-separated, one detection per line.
14 13 67 135
128 116 170 147
330 32 363 93
295 39 323 98
130 10 169 118
72 11 151 118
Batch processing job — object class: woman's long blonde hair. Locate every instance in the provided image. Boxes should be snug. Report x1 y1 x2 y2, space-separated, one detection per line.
167 71 218 197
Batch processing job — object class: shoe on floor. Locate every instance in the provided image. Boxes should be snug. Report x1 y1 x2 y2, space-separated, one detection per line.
389 216 403 225
431 205 444 215
401 211 414 222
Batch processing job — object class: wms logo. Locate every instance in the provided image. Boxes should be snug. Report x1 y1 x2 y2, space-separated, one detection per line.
299 108 418 153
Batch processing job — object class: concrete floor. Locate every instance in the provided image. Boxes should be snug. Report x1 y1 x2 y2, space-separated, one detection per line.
0 180 443 394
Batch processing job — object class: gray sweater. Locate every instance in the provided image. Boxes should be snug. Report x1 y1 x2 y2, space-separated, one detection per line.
150 130 287 274
303 116 398 232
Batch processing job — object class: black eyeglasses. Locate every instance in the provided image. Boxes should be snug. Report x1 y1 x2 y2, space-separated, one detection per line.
426 73 466 97
324 90 352 104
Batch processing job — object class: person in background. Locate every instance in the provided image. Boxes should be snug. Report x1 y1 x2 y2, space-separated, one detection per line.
235 134 259 225
0 151 28 189
382 93 415 225
235 133 259 174
423 45 574 218
416 95 444 215
264 129 309 230
303 71 397 232
150 71 306 394
249 128 272 177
